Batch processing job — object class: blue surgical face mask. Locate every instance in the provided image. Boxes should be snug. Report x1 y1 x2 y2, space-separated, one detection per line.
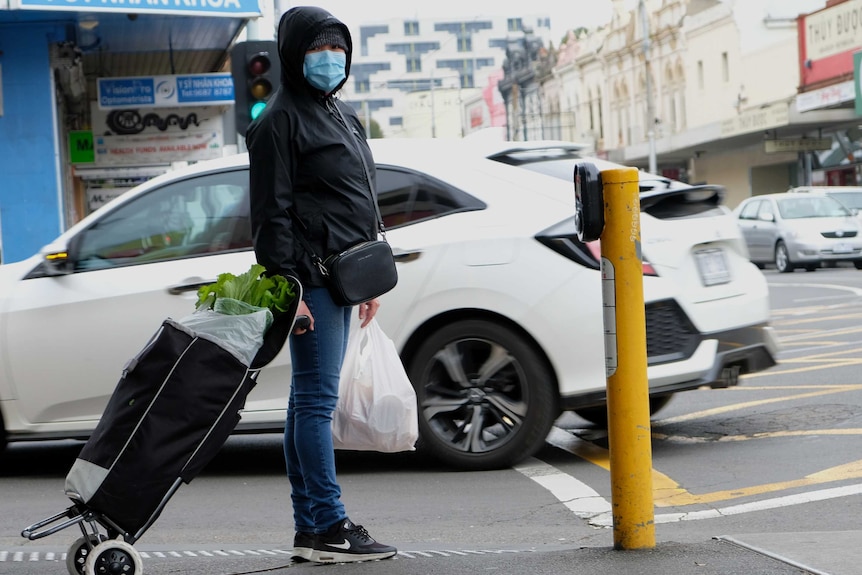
303 50 347 94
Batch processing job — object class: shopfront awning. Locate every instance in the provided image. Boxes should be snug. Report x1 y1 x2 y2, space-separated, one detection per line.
5 0 259 80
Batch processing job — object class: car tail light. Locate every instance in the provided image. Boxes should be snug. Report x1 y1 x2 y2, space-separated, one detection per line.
536 220 658 276
535 220 600 270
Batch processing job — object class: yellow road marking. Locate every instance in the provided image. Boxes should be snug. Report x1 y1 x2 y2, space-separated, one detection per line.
654 459 862 507
558 384 862 509
653 429 862 443
743 361 862 377
651 385 861 425
773 313 862 326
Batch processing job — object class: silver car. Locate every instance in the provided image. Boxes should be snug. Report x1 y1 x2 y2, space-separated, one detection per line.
733 193 862 272
787 186 862 226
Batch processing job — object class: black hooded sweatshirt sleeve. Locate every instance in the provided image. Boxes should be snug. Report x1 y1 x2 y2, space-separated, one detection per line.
246 6 378 290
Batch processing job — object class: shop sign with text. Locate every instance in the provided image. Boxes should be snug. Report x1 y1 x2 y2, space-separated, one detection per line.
15 0 259 17
91 104 224 166
98 74 234 109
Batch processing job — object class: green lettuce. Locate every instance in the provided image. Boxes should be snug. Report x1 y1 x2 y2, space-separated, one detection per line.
195 263 296 314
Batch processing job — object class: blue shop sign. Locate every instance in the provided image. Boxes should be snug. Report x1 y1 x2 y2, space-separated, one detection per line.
16 0 260 17
98 74 234 109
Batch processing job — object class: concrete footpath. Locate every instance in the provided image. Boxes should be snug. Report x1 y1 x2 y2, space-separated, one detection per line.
208 530 860 575
3 530 859 574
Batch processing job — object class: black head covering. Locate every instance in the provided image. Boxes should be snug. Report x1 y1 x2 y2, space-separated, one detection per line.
308 24 348 51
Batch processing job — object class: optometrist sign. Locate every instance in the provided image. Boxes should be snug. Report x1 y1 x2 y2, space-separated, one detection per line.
98 74 234 109
14 0 260 17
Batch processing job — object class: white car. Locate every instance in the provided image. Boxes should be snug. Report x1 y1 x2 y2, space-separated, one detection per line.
0 139 778 470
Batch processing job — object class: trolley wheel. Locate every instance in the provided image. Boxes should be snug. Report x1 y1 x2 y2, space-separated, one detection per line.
66 534 107 575
84 540 143 575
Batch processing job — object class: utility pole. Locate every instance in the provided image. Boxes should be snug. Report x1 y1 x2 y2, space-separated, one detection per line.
430 75 437 138
363 100 371 138
640 0 657 174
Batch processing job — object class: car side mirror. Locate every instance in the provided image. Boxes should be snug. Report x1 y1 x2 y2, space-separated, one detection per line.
39 240 75 276
758 213 774 222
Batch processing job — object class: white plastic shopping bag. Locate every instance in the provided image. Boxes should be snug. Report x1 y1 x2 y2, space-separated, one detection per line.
176 298 271 366
332 319 419 452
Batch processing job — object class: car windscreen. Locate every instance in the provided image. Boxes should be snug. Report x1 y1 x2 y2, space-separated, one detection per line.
827 191 862 209
777 196 851 219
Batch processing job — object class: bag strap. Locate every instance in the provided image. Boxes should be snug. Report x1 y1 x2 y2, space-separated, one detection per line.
287 208 329 277
330 101 387 239
285 98 388 276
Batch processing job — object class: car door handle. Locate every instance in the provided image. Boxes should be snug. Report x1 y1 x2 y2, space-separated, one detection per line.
168 278 215 295
393 250 422 263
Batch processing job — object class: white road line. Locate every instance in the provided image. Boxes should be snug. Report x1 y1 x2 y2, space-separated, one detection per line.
517 428 613 521
770 282 862 298
538 426 862 526
590 483 862 527
0 547 536 562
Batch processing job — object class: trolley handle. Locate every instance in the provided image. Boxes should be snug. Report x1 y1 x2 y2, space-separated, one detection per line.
21 508 87 540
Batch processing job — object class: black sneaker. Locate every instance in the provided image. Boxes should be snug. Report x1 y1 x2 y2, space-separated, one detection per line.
311 518 397 563
292 531 314 562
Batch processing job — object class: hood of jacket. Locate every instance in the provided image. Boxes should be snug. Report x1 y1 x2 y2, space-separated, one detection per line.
277 6 353 95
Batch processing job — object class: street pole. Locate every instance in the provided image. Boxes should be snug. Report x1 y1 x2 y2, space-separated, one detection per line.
363 100 371 138
601 167 656 550
430 74 437 138
640 0 657 174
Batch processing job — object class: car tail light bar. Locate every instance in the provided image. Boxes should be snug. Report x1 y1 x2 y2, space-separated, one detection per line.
536 220 657 276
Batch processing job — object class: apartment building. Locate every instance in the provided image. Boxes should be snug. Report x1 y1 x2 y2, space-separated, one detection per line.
342 14 553 138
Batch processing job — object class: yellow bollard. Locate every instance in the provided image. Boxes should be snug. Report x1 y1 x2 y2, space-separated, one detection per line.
600 167 656 550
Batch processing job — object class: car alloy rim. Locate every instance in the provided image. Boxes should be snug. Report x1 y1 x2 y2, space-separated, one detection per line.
420 337 529 454
777 246 788 270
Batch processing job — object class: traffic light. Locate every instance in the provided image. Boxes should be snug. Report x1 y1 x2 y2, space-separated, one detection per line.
230 40 280 136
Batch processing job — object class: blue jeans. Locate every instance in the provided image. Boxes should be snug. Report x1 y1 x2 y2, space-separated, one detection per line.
285 287 351 534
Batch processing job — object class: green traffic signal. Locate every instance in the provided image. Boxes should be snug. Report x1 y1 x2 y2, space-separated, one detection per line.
250 101 268 120
230 40 280 136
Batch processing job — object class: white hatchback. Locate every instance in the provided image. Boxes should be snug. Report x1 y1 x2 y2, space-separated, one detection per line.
0 138 778 470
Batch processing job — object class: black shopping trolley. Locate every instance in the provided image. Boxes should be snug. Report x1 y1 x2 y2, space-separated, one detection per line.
21 278 302 575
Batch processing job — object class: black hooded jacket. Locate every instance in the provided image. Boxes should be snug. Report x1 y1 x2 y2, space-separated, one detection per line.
246 6 378 289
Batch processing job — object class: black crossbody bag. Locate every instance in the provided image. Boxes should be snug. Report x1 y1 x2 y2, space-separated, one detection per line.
288 104 397 306
290 210 397 306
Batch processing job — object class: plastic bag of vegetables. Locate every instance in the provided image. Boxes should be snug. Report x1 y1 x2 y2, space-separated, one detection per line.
177 264 297 366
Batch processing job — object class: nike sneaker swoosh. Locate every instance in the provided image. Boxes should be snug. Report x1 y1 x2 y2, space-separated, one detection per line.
329 540 352 550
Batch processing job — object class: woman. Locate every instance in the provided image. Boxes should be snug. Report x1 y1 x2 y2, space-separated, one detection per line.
246 5 397 565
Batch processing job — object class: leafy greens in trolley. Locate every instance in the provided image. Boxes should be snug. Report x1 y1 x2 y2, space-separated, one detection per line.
195 263 296 314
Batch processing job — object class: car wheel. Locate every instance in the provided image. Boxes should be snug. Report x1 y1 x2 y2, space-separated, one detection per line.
775 241 794 273
574 395 674 427
854 261 862 270
407 319 557 471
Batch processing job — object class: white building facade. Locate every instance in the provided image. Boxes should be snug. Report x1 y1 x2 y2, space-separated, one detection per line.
538 0 842 207
341 14 553 138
